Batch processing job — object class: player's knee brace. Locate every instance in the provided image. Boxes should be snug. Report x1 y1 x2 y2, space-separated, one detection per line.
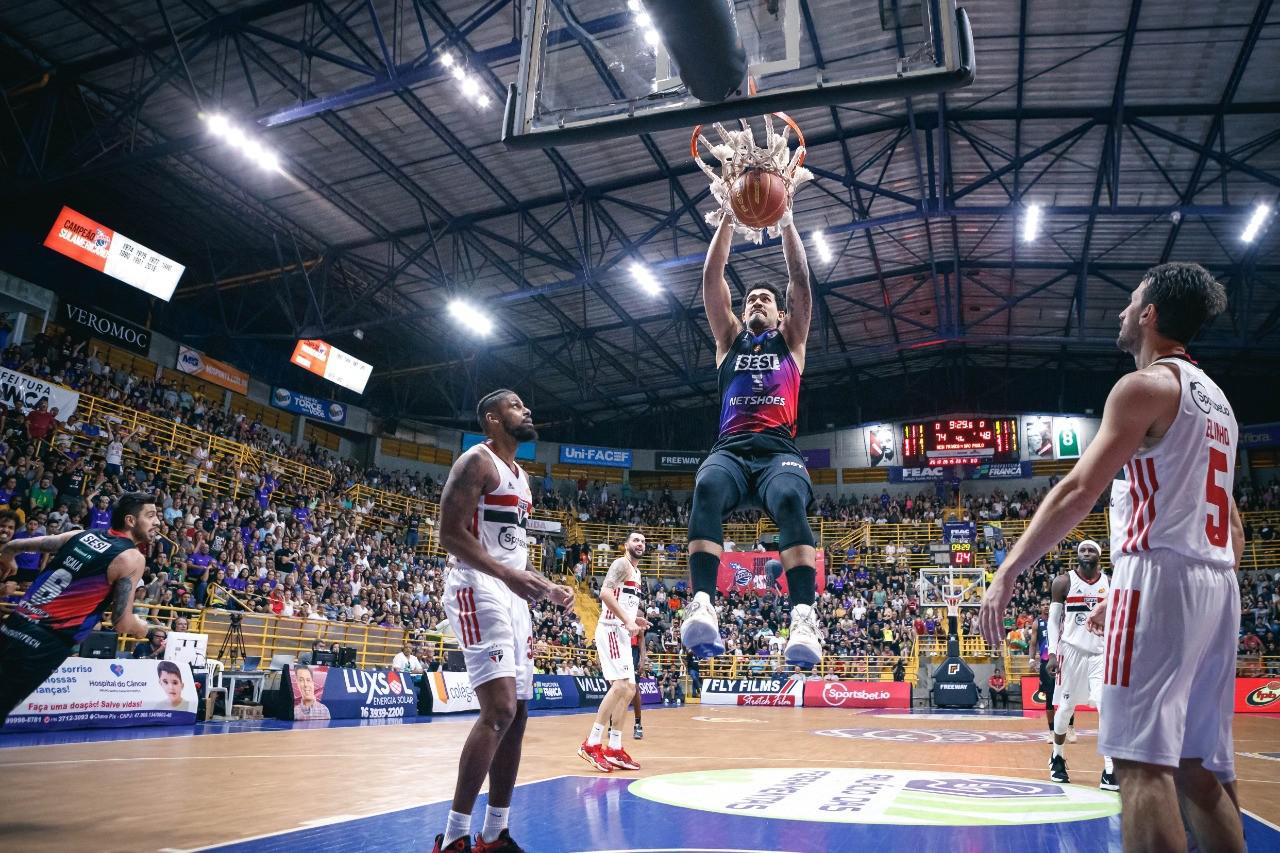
768 476 816 551
689 466 736 543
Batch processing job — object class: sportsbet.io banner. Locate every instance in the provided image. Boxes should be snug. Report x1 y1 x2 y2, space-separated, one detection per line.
3 656 197 731
271 386 347 425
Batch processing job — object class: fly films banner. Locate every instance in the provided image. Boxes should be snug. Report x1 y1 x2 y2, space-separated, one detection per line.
701 676 805 707
0 369 79 420
3 657 197 731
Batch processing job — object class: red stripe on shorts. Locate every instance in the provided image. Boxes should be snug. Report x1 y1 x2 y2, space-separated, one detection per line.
1119 589 1140 687
1126 463 1151 552
465 587 482 646
1122 462 1141 553
1105 589 1127 685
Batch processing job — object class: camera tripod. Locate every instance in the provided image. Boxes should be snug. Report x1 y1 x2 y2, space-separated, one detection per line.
217 613 248 670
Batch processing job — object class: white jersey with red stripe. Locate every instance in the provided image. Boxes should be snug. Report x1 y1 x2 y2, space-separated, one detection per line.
454 441 532 576
1107 355 1237 568
1060 569 1108 656
599 556 641 627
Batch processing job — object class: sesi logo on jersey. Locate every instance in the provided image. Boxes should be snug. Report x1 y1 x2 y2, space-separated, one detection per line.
733 353 781 372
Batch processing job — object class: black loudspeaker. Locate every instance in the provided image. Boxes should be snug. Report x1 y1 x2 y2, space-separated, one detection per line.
81 631 119 658
337 646 357 667
446 650 466 671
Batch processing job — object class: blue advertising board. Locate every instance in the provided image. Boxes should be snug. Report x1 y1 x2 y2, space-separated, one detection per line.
271 386 347 425
801 448 831 469
529 675 579 710
1241 423 1280 449
559 444 632 468
284 665 417 721
462 431 536 461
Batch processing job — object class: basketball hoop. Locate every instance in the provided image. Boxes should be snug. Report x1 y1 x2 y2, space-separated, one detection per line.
690 111 812 244
941 584 965 618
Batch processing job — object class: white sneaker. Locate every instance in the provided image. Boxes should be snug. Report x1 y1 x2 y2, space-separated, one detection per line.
680 591 724 658
1067 725 1078 744
784 603 822 668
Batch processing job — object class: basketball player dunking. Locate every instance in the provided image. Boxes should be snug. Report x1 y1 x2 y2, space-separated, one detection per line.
1046 539 1116 790
0 493 157 725
434 390 575 853
980 263 1243 852
681 216 822 666
578 530 650 773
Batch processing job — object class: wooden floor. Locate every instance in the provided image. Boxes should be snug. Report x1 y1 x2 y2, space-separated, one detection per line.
0 707 1277 852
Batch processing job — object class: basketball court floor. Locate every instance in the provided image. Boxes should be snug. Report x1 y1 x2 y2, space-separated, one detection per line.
2 706 1277 852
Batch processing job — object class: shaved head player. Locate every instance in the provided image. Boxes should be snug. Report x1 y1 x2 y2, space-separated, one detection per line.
433 389 575 853
682 216 822 667
980 263 1243 852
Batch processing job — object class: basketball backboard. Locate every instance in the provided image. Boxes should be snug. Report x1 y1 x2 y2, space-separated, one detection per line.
503 0 974 148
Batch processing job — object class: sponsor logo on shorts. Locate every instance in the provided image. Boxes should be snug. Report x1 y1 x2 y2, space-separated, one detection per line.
781 460 805 469
629 768 1120 825
1246 681 1280 707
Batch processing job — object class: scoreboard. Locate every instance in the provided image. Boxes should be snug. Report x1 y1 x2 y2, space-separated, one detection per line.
943 522 977 569
902 417 1019 467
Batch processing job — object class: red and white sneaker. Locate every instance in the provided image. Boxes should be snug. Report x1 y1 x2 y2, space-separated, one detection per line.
577 742 613 772
603 747 640 770
474 829 525 852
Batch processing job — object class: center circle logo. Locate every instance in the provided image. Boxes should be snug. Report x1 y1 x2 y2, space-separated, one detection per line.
814 727 1095 744
629 768 1119 826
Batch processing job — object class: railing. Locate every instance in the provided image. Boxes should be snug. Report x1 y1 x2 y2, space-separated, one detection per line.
1236 655 1280 678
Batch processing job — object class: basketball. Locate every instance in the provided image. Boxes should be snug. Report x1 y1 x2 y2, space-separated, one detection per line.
729 169 789 229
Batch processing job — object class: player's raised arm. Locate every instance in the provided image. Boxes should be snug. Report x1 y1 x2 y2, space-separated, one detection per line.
703 216 742 361
779 222 812 367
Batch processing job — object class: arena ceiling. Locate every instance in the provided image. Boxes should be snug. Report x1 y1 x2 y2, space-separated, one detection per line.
1 1 1278 447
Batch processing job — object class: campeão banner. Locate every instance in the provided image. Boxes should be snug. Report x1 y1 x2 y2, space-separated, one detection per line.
803 680 911 709
177 346 249 395
43 206 183 301
717 551 826 597
0 368 79 420
3 656 197 731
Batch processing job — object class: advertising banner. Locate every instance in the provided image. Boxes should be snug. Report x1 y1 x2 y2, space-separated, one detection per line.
289 339 372 395
865 424 896 466
1241 423 1280 449
1235 678 1280 713
43 205 184 301
717 550 826 597
526 518 563 534
802 680 911 709
637 676 661 705
573 675 612 705
889 466 950 483
529 675 579 710
654 451 706 471
1019 676 1096 712
3 656 197 731
700 676 805 707
0 368 79 420
559 444 632 468
463 431 535 461
177 346 249 395
271 386 347 425
1053 417 1085 459
801 448 831 469
428 670 481 714
61 300 150 356
284 664 417 721
968 462 1032 480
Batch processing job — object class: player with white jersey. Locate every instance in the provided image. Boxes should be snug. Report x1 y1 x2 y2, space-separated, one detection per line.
579 531 651 773
980 263 1244 853
1046 539 1115 790
434 390 574 853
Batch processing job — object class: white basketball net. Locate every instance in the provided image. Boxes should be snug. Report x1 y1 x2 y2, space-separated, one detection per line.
941 584 965 617
693 114 813 244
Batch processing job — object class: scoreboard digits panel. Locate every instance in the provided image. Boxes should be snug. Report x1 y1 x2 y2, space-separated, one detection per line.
900 417 1020 466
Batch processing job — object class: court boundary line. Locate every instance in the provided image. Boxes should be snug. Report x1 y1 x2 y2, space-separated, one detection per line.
157 775 573 853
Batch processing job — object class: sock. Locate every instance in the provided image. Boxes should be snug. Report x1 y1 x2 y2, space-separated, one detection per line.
1104 755 1114 774
689 551 721 598
587 722 604 746
444 810 471 846
608 728 622 750
1052 740 1064 758
634 713 642 726
785 566 816 606
481 806 509 843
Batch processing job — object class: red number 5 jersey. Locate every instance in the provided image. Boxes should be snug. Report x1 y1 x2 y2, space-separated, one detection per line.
1108 355 1237 568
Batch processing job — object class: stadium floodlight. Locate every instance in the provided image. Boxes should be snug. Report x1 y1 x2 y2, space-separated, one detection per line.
812 231 833 263
630 262 662 295
202 113 282 173
448 299 494 335
440 51 455 68
1022 203 1042 243
1241 203 1272 243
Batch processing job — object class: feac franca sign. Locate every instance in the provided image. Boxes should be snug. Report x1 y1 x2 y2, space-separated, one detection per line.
559 443 632 468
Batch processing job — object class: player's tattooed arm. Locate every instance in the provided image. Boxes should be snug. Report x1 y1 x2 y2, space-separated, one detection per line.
779 222 812 366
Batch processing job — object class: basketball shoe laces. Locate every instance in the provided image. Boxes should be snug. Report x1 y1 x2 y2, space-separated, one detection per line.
791 605 819 640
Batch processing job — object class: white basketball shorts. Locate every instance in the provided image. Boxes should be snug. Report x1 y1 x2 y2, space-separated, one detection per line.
444 566 533 700
595 622 635 682
1097 549 1239 779
1055 642 1104 711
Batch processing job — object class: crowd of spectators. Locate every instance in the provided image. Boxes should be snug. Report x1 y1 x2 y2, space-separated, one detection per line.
0 326 1277 674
